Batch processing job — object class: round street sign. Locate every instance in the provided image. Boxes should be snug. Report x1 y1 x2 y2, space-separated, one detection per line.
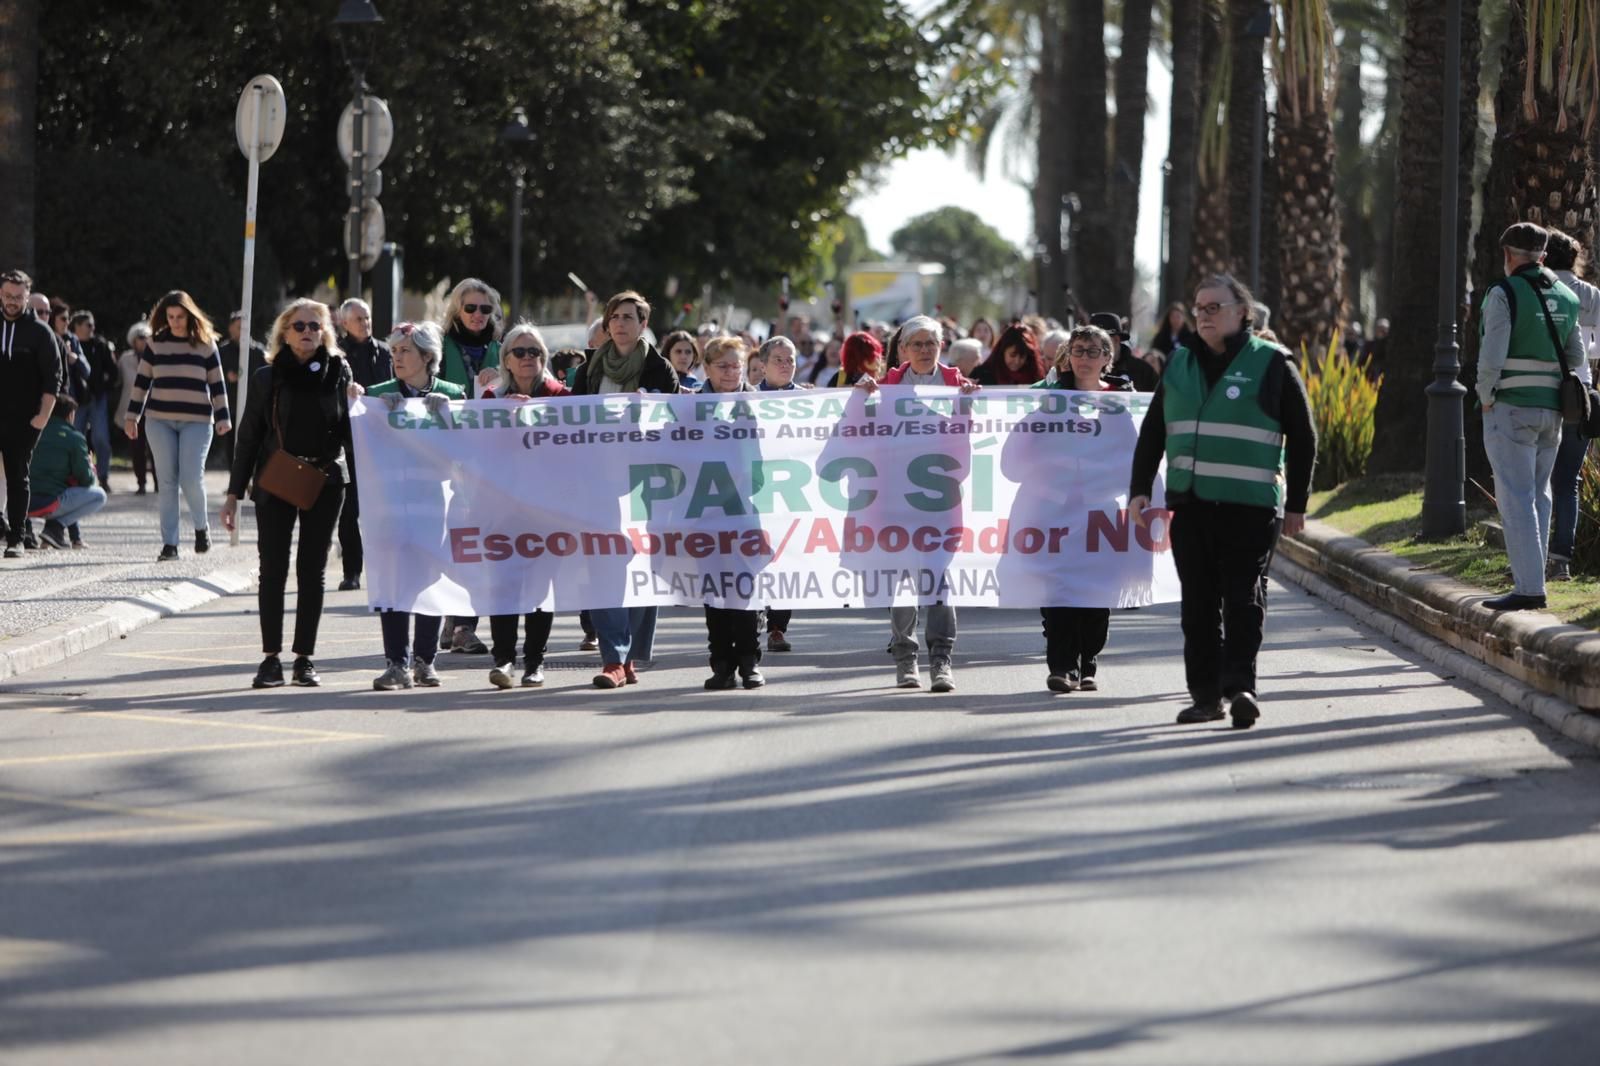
234 75 287 162
337 96 395 168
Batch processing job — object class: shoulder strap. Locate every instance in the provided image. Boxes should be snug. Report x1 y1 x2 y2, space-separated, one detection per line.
1495 276 1520 329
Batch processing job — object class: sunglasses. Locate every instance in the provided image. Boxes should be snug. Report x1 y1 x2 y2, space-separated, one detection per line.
506 345 545 360
462 302 493 315
290 321 323 334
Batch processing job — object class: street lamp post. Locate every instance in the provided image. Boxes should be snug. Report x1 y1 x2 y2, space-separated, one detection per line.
333 0 382 301
500 108 532 325
1422 0 1467 537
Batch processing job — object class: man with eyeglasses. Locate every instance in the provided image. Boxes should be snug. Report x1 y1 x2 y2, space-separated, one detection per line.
0 270 62 557
1127 274 1317 730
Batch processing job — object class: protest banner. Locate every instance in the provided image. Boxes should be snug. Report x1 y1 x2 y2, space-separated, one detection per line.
350 387 1181 615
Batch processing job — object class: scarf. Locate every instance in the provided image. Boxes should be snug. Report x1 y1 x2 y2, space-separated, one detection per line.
275 346 334 392
449 321 495 377
596 339 646 393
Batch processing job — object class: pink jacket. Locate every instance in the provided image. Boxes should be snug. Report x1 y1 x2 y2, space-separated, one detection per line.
881 362 972 387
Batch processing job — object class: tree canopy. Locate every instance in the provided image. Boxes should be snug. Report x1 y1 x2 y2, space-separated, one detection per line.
31 0 995 325
890 205 1023 320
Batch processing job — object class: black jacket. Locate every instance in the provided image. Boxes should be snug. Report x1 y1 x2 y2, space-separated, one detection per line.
574 341 681 395
1113 344 1159 392
340 334 394 389
79 335 121 399
227 350 354 502
0 314 62 420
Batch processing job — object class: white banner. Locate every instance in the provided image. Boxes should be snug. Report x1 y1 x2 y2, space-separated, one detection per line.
349 388 1181 615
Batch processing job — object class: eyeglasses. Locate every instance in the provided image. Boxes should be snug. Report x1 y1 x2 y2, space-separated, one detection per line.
290 321 322 334
768 356 796 366
1067 346 1108 357
506 346 545 360
904 339 940 352
1192 301 1240 318
462 303 493 316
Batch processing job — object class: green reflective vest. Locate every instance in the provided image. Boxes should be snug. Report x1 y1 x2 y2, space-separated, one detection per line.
1481 268 1578 410
1162 336 1286 509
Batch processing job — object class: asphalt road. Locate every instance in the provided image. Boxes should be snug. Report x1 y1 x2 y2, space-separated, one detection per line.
2 571 1598 1064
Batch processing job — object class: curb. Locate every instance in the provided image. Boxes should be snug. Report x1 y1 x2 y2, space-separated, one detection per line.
1271 552 1600 751
0 564 258 683
1278 519 1600 710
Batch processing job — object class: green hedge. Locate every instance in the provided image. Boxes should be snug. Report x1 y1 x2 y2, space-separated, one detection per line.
34 150 284 342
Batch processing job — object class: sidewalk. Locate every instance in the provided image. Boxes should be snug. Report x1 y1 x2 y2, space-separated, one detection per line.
0 469 261 681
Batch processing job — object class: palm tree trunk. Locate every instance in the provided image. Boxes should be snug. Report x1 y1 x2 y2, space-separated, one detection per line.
1035 5 1069 321
1188 0 1233 297
1369 0 1483 475
1226 0 1268 286
1062 0 1116 314
0 0 39 273
1335 22 1367 324
1165 0 1204 310
1111 0 1156 316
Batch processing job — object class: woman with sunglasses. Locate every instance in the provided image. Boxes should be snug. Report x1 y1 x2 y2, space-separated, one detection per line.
1031 324 1132 694
478 323 566 689
124 290 231 561
355 321 462 690
221 299 352 690
439 278 503 396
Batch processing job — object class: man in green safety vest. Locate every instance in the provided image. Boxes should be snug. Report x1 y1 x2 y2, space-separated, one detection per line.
1127 274 1317 730
1476 222 1587 611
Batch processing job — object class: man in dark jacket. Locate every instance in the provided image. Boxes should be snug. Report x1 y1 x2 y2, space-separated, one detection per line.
0 270 62 556
333 298 394 590
69 311 121 489
1090 311 1159 392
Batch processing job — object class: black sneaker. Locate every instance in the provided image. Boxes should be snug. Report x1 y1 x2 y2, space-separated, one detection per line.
1229 691 1262 730
3 541 20 559
195 529 210 554
292 657 321 687
338 575 361 591
704 664 738 690
38 520 68 550
738 655 765 689
1176 700 1225 724
157 544 179 561
252 656 285 688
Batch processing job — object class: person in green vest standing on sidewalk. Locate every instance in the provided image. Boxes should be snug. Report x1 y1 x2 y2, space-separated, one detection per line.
1476 222 1588 612
1127 274 1318 730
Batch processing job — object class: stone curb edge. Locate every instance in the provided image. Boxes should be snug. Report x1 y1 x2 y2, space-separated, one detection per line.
0 564 259 683
1271 552 1600 753
1278 519 1600 712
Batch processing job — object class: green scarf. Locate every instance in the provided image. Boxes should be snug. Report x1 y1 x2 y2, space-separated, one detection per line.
597 339 646 392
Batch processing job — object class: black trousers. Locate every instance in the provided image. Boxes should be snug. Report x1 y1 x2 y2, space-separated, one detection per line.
1039 607 1110 678
489 611 553 667
255 481 344 656
0 424 40 542
337 478 362 580
766 609 793 633
704 606 761 668
1168 501 1281 704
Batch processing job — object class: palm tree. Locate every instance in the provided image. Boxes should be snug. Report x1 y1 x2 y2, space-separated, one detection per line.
0 0 39 272
1188 0 1234 297
1270 0 1345 352
1368 0 1483 474
1165 0 1205 308
1227 0 1270 288
1472 0 1599 296
1062 0 1116 314
1111 0 1156 314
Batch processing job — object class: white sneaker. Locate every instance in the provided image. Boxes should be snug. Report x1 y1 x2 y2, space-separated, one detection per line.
896 660 921 689
488 662 516 689
930 658 955 693
373 660 413 691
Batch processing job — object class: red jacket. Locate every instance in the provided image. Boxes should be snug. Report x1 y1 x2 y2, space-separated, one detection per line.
881 362 972 387
483 374 570 399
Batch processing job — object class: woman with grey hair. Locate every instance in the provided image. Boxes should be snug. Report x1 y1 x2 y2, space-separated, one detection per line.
439 278 503 395
756 336 806 391
356 321 462 689
118 322 156 494
484 322 569 400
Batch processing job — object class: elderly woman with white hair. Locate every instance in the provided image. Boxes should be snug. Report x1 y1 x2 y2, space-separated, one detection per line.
854 314 980 693
355 321 462 690
438 278 504 396
117 322 156 494
222 298 353 690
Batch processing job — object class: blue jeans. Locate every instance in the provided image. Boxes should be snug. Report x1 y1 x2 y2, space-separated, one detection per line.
142 417 213 547
73 395 111 484
50 485 107 528
1484 403 1563 596
591 606 658 665
1548 421 1587 561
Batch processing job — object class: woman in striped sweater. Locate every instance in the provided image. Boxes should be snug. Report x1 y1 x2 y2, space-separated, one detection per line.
124 291 231 560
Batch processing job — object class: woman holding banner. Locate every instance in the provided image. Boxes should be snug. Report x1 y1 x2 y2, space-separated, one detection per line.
482 323 563 689
357 321 462 690
221 298 352 690
1031 324 1131 693
577 291 679 689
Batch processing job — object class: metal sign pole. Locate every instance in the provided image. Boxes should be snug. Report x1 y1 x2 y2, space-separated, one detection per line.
233 87 265 546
